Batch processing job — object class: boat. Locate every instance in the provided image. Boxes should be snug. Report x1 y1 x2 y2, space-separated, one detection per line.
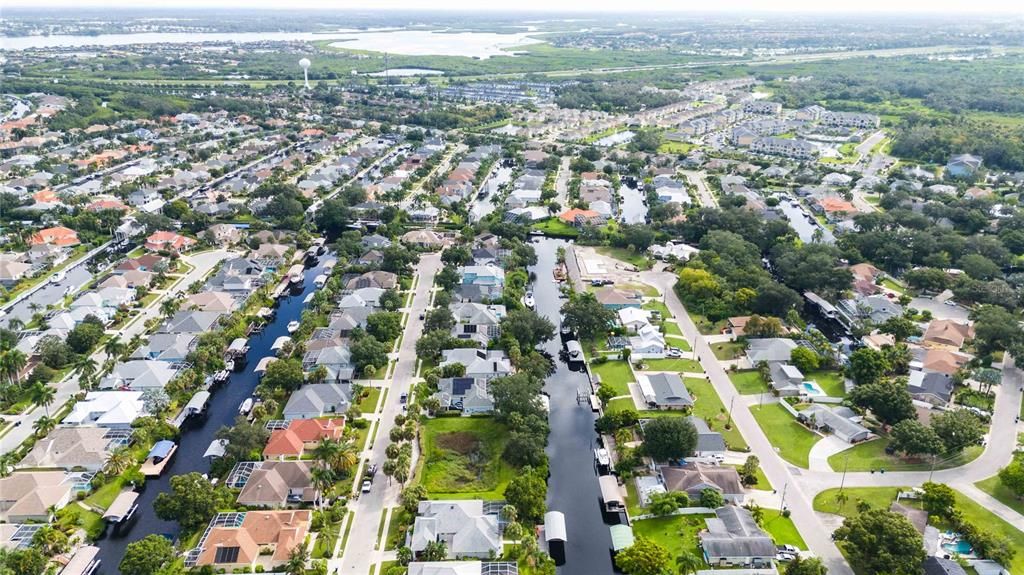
50 270 66 284
103 491 140 530
287 320 300 333
313 274 327 288
287 264 305 285
238 397 254 415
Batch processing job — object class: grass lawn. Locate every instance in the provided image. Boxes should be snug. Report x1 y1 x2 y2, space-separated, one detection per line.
805 370 846 397
312 520 341 559
711 341 745 361
951 490 1024 575
631 514 709 562
689 313 728 336
827 438 983 472
729 370 767 395
684 377 747 451
595 246 652 271
385 507 412 551
420 417 515 499
605 397 638 414
84 474 133 510
531 218 579 238
880 278 906 294
657 141 696 155
813 487 903 520
624 479 645 516
591 360 635 396
762 509 807 549
729 463 771 491
642 300 673 320
642 358 704 373
750 404 820 468
358 387 382 412
662 321 685 338
975 475 1024 516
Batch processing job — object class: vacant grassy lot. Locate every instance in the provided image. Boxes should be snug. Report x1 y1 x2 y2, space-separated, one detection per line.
631 514 709 562
420 417 514 499
684 377 747 451
729 370 767 395
750 404 819 468
531 218 579 238
595 246 652 270
642 300 673 319
663 321 686 339
762 509 806 549
711 341 746 360
813 487 904 520
827 438 982 472
591 360 635 396
642 358 704 373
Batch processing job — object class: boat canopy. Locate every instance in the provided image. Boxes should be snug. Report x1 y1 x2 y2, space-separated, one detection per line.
609 525 635 552
183 391 211 414
228 338 248 352
599 475 623 507
254 356 278 373
147 440 176 460
204 439 228 458
544 511 566 542
102 492 139 522
59 545 100 575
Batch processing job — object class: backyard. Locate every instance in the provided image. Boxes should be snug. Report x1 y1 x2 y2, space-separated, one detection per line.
631 514 709 563
642 358 704 373
728 370 767 395
827 438 983 472
419 417 514 499
711 341 745 361
804 370 846 397
750 403 820 468
591 360 635 396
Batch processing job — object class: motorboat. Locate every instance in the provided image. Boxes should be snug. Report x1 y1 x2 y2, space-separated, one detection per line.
287 321 300 333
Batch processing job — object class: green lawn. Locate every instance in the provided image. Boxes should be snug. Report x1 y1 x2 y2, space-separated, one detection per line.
358 387 382 412
631 514 710 562
662 321 685 339
84 475 131 510
591 360 635 396
595 246 652 271
657 141 696 155
420 417 515 499
642 358 704 373
312 520 341 559
684 377 747 451
761 509 807 549
813 487 904 520
975 475 1024 516
804 370 846 397
642 301 673 320
729 463 771 491
827 438 983 472
750 404 820 468
605 397 638 414
711 341 746 361
689 313 728 336
531 218 579 238
880 278 906 294
385 507 411 550
729 370 767 395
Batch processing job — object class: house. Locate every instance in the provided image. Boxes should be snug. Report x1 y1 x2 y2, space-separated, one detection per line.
116 254 165 273
440 349 512 381
0 255 31 287
30 226 80 247
746 338 798 364
62 391 145 428
915 348 971 376
97 360 179 391
145 231 196 253
923 320 974 350
435 377 495 415
768 363 805 396
815 196 857 222
945 154 983 178
282 384 351 420
0 471 74 522
594 287 643 310
19 427 112 472
130 333 196 363
408 562 518 575
699 506 776 567
191 510 311 570
402 229 445 249
236 461 316 508
820 111 880 129
206 224 241 246
839 294 903 325
661 463 744 502
629 324 666 358
346 270 398 290
924 557 968 575
688 417 727 457
450 302 505 344
301 345 356 382
361 234 392 249
750 137 815 159
161 310 224 335
907 370 954 406
458 265 505 301
185 291 238 313
410 500 501 559
262 418 345 460
639 373 693 409
357 249 385 267
797 404 870 443
558 208 605 227
618 307 652 333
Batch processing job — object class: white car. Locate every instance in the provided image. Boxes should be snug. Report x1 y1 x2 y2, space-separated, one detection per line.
524 291 535 309
50 271 66 284
666 347 683 358
361 479 372 493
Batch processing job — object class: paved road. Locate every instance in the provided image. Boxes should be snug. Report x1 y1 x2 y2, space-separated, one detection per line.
333 253 442 575
640 270 853 575
0 249 235 456
554 155 571 208
681 170 717 208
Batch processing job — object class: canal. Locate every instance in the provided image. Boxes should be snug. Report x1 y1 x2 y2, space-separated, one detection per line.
93 254 332 573
531 238 615 575
776 200 834 244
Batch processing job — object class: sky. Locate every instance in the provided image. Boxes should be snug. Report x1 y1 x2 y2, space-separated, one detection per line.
8 0 1024 12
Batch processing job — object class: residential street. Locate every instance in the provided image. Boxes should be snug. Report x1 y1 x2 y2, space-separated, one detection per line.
0 248 235 456
332 252 442 575
681 169 717 208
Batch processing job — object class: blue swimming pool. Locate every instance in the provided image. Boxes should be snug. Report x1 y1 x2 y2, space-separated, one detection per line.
942 540 973 555
802 381 826 396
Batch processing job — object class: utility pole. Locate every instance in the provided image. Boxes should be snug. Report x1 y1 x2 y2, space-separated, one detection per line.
726 395 735 428
839 453 850 493
779 481 789 512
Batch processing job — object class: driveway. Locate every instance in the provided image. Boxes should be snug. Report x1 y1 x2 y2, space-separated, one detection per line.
808 435 852 472
910 296 970 322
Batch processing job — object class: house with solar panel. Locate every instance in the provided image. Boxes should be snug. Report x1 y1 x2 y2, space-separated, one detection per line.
434 377 495 415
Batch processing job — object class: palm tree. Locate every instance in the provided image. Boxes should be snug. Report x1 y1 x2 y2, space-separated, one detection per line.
104 337 125 363
312 437 341 469
310 466 335 509
160 296 181 318
6 318 24 332
75 356 98 389
0 453 16 477
676 551 703 575
29 382 56 417
284 542 309 575
104 447 135 476
33 415 56 437
0 349 27 387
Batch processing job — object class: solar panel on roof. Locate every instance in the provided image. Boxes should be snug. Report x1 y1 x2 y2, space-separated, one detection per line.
451 377 475 396
214 546 240 563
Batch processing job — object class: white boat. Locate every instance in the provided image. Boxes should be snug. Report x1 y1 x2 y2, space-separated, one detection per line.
287 321 300 333
238 398 254 415
50 270 66 284
313 274 327 288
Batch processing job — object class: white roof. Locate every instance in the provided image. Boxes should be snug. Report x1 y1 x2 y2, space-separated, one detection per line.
544 511 567 542
62 391 145 427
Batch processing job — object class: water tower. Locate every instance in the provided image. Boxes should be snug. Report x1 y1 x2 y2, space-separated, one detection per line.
298 58 311 89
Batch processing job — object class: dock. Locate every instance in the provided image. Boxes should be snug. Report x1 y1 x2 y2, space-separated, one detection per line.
140 440 177 477
103 491 139 525
170 390 211 428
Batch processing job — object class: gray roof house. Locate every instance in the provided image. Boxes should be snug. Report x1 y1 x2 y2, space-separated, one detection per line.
746 338 798 364
435 377 494 415
699 505 776 567
639 373 693 409
450 303 505 345
661 463 744 503
440 349 512 381
839 294 903 326
130 333 196 364
924 557 969 575
688 417 726 456
18 427 113 472
410 500 501 559
160 310 223 335
907 370 954 406
98 360 178 391
301 345 356 383
768 363 804 396
797 404 870 443
283 384 351 420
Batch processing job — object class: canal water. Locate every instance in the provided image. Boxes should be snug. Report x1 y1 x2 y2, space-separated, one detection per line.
532 239 615 575
93 255 332 573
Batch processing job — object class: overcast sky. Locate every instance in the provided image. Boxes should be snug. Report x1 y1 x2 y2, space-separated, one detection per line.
8 0 1024 13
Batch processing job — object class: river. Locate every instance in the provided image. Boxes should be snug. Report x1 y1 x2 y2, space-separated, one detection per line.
93 254 331 573
531 239 615 575
776 200 834 244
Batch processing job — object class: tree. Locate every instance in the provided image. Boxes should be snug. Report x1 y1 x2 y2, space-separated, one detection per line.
32 415 56 437
285 542 310 575
67 320 105 354
216 416 270 461
415 330 455 362
931 409 985 453
832 508 925 575
1 548 47 575
643 417 697 462
998 459 1024 498
379 288 405 312
120 534 177 575
262 358 305 391
504 466 547 523
744 315 784 337
500 309 556 349
675 551 703 575
424 308 455 332
104 446 136 475
28 381 55 417
847 347 887 385
422 540 448 562
699 488 724 509
367 312 403 343
614 536 672 575
784 556 828 575
648 491 689 516
397 547 414 566
351 335 389 373
789 346 820 373
921 482 957 519
848 381 916 426
889 420 943 457
154 472 228 531
972 305 1024 356
878 317 921 342
30 524 68 556
740 455 761 486
560 292 615 341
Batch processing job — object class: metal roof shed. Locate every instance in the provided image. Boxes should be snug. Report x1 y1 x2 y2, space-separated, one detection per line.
183 391 211 414
544 511 566 542
609 524 635 552
147 440 176 460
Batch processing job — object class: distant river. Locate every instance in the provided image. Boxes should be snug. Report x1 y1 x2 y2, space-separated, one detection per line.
0 29 544 58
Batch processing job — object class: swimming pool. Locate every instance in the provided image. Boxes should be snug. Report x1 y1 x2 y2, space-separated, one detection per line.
801 381 826 396
942 540 973 555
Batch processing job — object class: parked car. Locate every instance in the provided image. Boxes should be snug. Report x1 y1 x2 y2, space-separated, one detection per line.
361 479 372 493
667 347 683 358
399 393 408 404
366 464 378 478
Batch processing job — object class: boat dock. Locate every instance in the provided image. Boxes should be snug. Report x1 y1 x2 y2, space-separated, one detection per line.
170 390 211 428
140 440 177 477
